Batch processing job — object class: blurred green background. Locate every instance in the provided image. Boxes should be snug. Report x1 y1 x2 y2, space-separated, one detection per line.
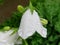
0 0 60 45
0 0 4 5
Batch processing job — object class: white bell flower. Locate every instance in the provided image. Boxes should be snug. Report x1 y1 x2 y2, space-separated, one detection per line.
18 9 47 39
0 30 18 45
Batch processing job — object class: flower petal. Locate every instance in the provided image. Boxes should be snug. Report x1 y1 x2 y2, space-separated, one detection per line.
0 30 18 44
33 10 47 38
0 42 14 45
18 9 35 39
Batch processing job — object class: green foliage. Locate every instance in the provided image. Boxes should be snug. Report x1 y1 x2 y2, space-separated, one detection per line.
0 0 4 5
1 11 22 28
0 11 22 32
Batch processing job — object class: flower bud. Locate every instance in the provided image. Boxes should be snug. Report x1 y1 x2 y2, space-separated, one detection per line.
3 26 10 31
17 5 24 13
41 18 48 25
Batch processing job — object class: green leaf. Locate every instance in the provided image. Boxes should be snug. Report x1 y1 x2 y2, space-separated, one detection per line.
55 22 60 33
58 42 60 45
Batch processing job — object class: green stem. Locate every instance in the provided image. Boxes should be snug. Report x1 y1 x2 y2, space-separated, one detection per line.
20 37 28 45
29 1 34 14
23 39 28 45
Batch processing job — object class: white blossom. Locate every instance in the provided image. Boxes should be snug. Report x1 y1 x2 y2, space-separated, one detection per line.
18 9 47 39
0 30 18 45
